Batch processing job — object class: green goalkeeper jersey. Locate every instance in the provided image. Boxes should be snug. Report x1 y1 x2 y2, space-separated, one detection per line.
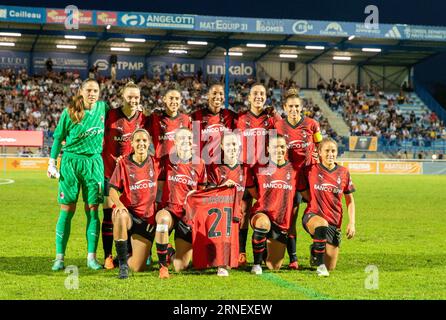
50 101 109 159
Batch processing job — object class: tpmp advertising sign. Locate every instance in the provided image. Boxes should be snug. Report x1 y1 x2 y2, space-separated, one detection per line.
91 54 146 78
0 51 29 70
147 57 256 81
33 52 88 77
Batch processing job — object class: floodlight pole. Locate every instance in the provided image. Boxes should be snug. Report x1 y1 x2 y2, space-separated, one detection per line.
225 47 230 109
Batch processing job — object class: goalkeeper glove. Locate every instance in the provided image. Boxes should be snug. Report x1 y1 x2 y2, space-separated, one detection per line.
47 158 60 179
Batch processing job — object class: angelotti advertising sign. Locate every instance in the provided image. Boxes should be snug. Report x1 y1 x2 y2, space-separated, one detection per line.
0 130 43 147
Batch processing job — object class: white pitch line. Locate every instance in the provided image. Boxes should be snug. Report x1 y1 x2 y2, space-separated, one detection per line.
0 179 15 185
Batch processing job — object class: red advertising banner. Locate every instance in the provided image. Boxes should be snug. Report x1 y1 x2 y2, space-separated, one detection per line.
0 131 43 147
46 9 93 25
96 11 118 26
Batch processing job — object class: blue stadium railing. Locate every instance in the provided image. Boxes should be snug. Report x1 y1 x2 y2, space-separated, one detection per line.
414 80 446 123
378 137 446 155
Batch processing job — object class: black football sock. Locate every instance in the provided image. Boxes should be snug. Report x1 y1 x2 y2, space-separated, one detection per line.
115 240 128 267
239 228 248 254
252 228 268 265
287 235 297 263
313 226 328 266
102 208 114 258
156 243 169 267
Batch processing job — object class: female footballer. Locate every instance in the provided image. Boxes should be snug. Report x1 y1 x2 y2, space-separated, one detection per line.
299 138 356 277
236 83 281 267
249 135 298 275
108 129 159 279
207 132 255 276
190 83 237 165
101 81 145 269
274 88 322 269
144 88 191 161
47 79 108 271
154 128 207 279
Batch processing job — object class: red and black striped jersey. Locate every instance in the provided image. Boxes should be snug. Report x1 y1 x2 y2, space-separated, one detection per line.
299 163 355 228
207 163 253 217
251 161 298 231
236 109 281 166
144 111 191 159
109 154 159 224
184 186 240 269
274 117 322 169
159 156 207 219
191 107 237 164
102 108 145 178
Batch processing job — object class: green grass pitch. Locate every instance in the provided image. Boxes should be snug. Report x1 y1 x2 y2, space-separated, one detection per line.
1 171 445 300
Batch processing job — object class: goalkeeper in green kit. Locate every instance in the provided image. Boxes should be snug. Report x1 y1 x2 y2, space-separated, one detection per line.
47 79 109 271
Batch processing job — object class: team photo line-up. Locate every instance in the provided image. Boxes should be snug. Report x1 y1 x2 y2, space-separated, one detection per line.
47 78 356 279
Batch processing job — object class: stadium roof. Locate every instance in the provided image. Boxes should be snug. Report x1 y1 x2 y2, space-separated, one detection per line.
1 5 446 66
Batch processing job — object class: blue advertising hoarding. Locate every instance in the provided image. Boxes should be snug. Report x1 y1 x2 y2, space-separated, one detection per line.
0 51 29 70
91 54 146 78
33 52 88 78
118 12 195 29
147 57 256 81
0 5 45 24
2 5 446 42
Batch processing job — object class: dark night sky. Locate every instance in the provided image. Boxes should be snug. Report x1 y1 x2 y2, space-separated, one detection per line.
2 0 446 27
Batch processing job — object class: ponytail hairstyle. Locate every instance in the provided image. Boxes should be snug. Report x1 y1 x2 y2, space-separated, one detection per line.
68 79 99 124
318 137 338 152
284 88 301 104
119 80 140 97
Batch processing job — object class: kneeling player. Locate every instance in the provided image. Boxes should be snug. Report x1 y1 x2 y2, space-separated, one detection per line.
249 135 298 275
108 129 159 279
155 128 207 278
299 138 356 277
207 132 255 276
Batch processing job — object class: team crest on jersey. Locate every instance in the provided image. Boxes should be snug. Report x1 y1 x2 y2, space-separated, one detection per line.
239 174 243 182
101 116 104 122
130 174 135 178
160 123 167 130
149 170 154 178
60 192 64 199
337 177 341 185
286 172 291 180
264 121 269 127
191 171 195 176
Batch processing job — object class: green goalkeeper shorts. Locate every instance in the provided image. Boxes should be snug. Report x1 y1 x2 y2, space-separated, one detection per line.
58 152 104 205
